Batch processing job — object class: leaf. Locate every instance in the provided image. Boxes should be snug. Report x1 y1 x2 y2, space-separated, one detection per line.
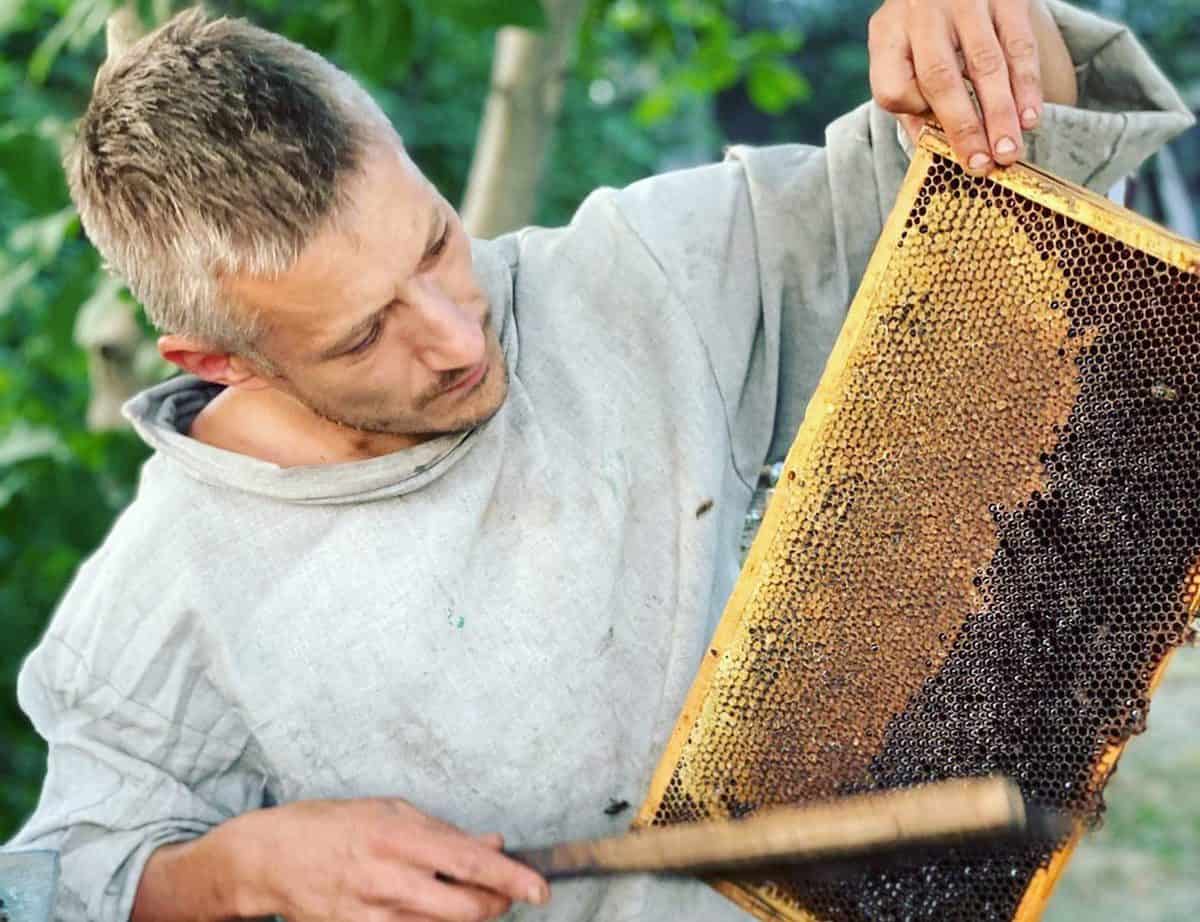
434 0 546 32
0 0 26 35
746 58 810 115
0 468 30 509
677 58 736 94
336 0 416 83
0 260 37 318
8 206 78 264
605 0 651 33
633 83 676 125
28 0 113 84
667 0 722 31
743 28 804 58
0 128 71 215
686 33 739 92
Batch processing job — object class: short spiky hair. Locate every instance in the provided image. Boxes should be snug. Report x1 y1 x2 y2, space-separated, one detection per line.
68 7 389 353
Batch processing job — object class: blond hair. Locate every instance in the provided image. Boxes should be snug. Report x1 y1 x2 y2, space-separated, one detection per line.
68 7 389 354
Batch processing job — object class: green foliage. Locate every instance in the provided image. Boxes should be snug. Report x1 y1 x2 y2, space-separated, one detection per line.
0 0 150 831
221 0 546 89
583 0 809 125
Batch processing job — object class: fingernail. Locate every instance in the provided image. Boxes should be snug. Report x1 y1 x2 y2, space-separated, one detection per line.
1022 107 1039 128
528 883 548 905
968 153 991 172
995 136 1017 156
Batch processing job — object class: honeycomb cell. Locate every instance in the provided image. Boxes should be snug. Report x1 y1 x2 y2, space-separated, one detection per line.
637 130 1200 922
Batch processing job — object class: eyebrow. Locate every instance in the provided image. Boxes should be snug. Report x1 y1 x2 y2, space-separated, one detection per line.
315 207 448 362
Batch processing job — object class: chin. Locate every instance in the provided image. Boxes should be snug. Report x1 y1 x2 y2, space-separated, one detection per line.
442 362 509 433
348 360 509 439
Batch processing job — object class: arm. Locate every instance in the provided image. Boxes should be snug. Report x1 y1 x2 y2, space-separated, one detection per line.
9 633 546 922
134 801 544 922
760 0 1194 461
604 2 1192 479
1031 0 1078 107
132 821 250 922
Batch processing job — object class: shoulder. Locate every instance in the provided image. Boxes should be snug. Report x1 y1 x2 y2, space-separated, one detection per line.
24 458 233 690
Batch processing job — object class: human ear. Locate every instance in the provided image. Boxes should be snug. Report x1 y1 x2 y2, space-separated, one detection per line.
157 334 273 390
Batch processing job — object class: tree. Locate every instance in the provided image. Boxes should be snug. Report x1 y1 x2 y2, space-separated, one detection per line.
460 0 589 237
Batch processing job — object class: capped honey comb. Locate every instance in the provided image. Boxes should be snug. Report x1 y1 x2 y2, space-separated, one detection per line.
637 128 1200 921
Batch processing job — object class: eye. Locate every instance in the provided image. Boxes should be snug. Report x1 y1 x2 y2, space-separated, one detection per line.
348 320 383 356
426 223 451 263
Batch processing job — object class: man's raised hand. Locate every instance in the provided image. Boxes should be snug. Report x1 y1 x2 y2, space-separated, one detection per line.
868 0 1074 173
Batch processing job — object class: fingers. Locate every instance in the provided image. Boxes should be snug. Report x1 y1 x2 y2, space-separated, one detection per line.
955 0 1023 164
870 0 1045 173
868 12 925 115
910 6 993 173
386 868 512 922
994 0 1044 130
371 803 546 910
385 822 549 908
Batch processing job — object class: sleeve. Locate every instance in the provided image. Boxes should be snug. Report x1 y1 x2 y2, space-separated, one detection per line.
4 633 265 922
611 1 1194 479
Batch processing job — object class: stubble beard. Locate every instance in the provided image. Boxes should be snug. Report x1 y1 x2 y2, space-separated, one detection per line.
304 353 509 440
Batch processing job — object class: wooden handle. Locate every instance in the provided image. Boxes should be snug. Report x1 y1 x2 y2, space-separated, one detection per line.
509 777 1044 880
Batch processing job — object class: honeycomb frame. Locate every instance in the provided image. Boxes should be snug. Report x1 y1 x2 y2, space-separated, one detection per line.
636 127 1200 922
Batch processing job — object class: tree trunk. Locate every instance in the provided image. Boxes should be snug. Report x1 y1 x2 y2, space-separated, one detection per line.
460 0 587 239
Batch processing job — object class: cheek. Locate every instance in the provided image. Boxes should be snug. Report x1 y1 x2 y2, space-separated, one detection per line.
372 337 438 405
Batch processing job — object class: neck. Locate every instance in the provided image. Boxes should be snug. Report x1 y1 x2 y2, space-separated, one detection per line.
190 385 428 467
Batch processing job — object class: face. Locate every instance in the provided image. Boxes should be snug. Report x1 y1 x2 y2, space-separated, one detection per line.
226 136 507 440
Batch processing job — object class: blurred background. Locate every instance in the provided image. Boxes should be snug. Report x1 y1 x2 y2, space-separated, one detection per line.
1 0 1197 917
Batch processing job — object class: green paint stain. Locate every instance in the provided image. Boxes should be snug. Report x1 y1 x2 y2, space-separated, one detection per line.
447 612 465 629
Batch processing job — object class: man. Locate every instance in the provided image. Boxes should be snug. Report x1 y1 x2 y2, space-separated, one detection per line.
5 1 1191 920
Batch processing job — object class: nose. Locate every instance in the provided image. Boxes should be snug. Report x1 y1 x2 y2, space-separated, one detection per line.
404 278 484 371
